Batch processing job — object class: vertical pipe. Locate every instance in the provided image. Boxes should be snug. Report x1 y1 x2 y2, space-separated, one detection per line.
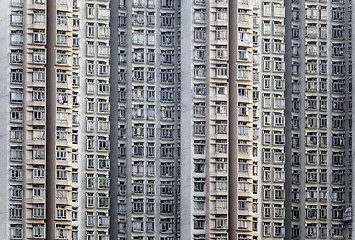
228 0 238 239
46 0 56 239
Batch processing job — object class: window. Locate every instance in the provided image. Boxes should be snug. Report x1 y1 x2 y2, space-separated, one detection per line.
10 146 22 162
194 102 205 117
98 136 110 151
238 28 249 42
32 204 45 218
32 224 45 238
215 64 228 76
238 122 248 136
263 185 271 200
161 87 174 102
10 107 23 122
98 118 109 132
10 69 23 84
216 26 227 40
132 161 144 175
216 101 227 114
10 185 22 200
215 215 227 229
274 131 285 144
98 175 109 189
161 106 174 120
215 140 227 153
195 27 206 41
160 181 173 196
161 50 174 65
238 140 249 153
56 127 67 141
55 225 68 239
32 184 45 199
238 178 249 192
332 25 344 39
194 178 205 192
33 165 45 179
194 216 205 230
216 8 227 21
238 85 249 98
306 223 317 238
161 124 174 139
161 13 174 27
161 218 174 233
132 142 144 156
238 216 248 230
10 127 23 142
10 49 23 64
194 140 205 154
32 87 45 102
161 144 174 158
118 144 126 158
97 5 110 19
56 166 67 180
216 120 227 134
147 12 155 26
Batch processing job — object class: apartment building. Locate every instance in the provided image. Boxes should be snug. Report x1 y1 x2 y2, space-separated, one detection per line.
253 0 286 239
76 0 111 239
108 0 181 240
108 0 285 239
0 0 110 239
285 0 353 239
1 0 355 240
180 0 286 239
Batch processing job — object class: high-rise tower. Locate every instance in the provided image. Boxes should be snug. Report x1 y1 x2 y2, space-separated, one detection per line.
0 0 111 239
2 0 355 240
285 0 352 239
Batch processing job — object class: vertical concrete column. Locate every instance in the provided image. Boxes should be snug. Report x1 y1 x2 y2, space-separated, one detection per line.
205 0 211 238
22 1 28 239
352 0 355 237
342 0 351 237
172 0 180 238
284 0 293 238
296 0 306 236
0 2 11 239
228 0 238 239
46 0 56 239
109 0 119 238
180 0 194 239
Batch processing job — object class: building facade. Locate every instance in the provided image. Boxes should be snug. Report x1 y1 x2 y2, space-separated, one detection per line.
1 0 111 239
285 0 353 239
0 0 354 240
